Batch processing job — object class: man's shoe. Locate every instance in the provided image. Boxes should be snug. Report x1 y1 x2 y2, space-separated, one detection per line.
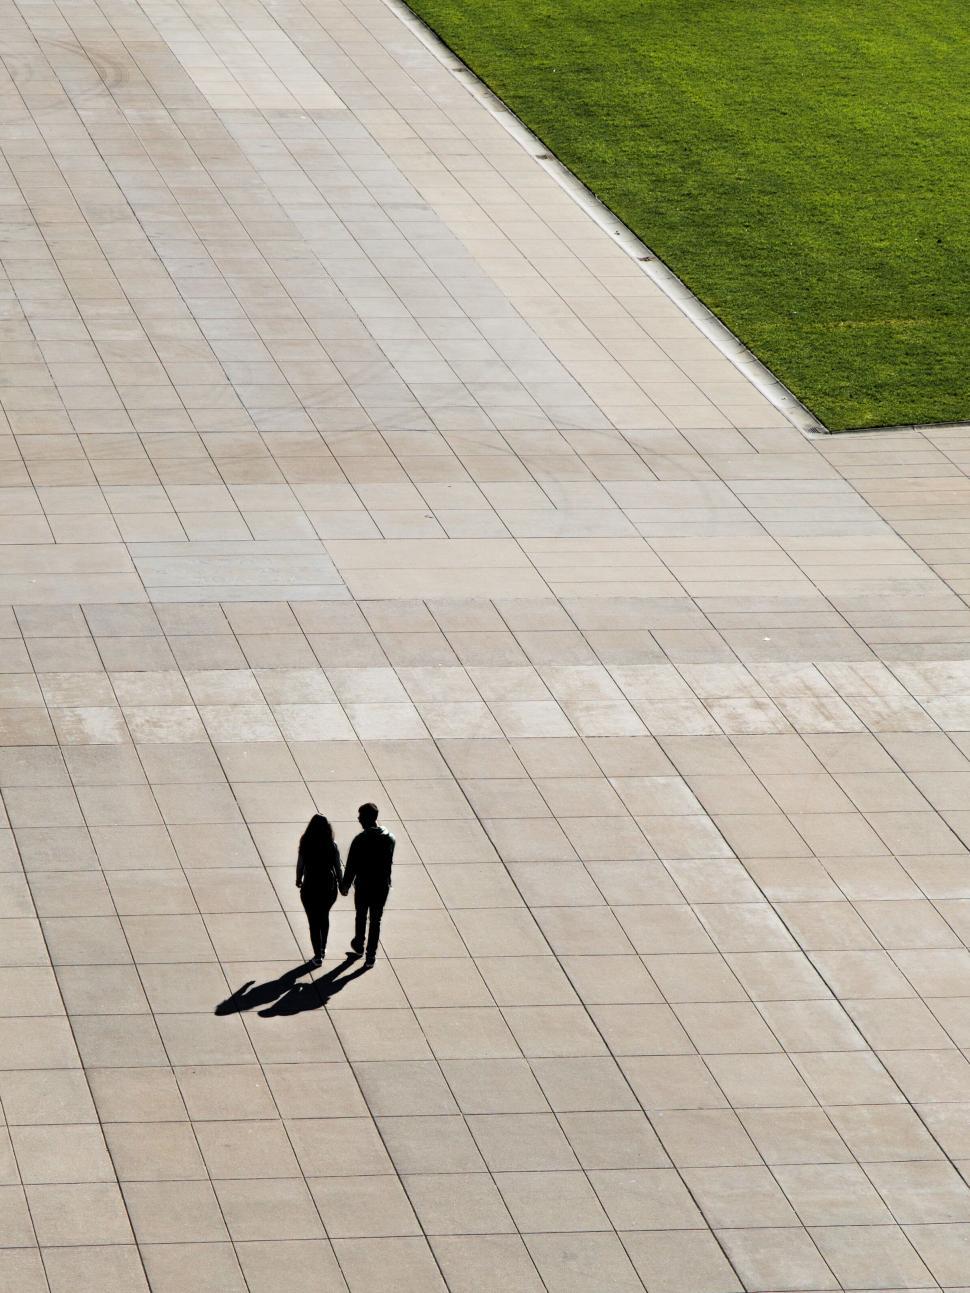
310 955 322 967
364 957 376 968
348 946 362 959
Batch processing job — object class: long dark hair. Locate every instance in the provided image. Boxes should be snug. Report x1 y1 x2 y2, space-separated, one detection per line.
299 814 335 860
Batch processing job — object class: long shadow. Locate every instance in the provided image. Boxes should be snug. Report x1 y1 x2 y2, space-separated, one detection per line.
215 960 315 1015
258 961 371 1017
214 955 369 1018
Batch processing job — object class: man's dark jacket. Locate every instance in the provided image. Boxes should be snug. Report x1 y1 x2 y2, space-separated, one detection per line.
342 826 395 895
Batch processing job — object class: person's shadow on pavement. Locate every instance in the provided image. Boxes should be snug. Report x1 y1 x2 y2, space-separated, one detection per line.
214 955 371 1019
258 959 371 1016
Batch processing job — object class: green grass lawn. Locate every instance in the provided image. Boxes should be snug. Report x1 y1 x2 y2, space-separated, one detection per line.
403 0 969 430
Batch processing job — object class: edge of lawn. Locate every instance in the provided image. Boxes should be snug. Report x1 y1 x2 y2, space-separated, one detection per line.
384 0 969 438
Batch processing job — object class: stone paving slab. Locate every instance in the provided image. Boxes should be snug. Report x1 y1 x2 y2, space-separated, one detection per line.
1 0 970 1290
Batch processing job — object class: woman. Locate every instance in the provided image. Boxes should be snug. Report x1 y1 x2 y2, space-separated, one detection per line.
295 815 342 966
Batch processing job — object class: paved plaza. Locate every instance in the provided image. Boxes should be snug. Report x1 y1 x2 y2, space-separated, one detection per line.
1 0 970 1290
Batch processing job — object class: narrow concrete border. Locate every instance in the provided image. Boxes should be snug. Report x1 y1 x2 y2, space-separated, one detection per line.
380 0 828 435
824 420 970 437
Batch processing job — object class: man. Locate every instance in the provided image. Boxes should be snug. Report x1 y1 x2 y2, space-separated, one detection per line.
341 802 395 967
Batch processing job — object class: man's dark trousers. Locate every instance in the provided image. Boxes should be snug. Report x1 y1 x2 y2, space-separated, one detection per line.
352 886 388 961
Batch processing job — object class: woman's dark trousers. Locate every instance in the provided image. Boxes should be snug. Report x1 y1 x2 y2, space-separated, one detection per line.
301 886 335 960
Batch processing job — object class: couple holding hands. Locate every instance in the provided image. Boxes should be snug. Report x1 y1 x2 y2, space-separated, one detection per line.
295 803 395 969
